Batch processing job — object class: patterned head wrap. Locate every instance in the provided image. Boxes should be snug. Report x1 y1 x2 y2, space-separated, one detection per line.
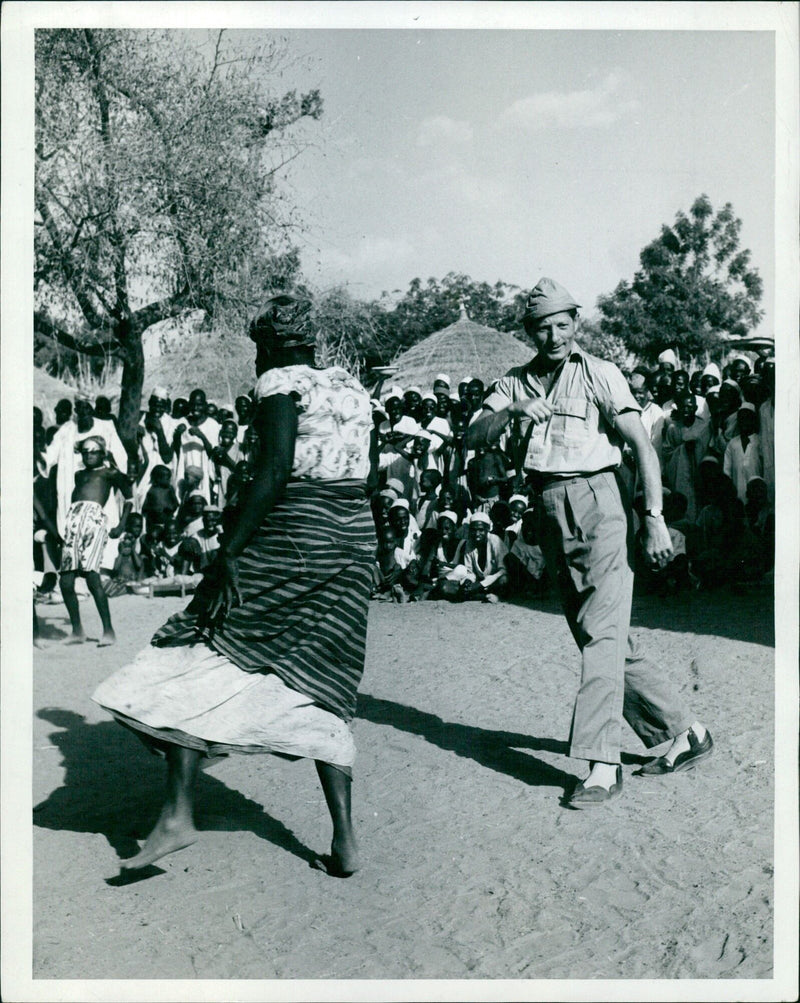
249 293 315 350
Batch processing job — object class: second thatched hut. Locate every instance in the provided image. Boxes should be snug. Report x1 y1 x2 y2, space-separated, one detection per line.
387 305 532 392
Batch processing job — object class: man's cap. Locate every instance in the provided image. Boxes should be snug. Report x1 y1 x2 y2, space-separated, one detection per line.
390 498 410 511
151 385 169 400
739 402 756 413
509 493 528 505
521 277 580 322
468 512 491 526
405 386 423 397
385 478 405 496
701 362 721 379
436 510 458 524
731 354 751 368
459 375 475 386
433 373 451 388
422 392 437 404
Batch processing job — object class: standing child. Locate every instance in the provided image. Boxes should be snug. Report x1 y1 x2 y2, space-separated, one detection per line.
60 436 132 645
210 419 239 506
142 465 179 530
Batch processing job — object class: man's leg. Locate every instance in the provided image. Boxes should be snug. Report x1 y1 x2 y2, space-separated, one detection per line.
59 570 84 642
85 570 115 646
314 762 359 877
123 745 201 869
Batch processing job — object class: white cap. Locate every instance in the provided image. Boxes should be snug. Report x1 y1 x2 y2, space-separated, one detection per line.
739 402 756 413
151 385 169 399
701 362 721 379
385 478 405 496
422 392 437 404
384 385 404 403
436 510 457 524
390 498 410 511
468 512 491 526
509 494 528 505
658 349 678 366
433 373 451 388
405 385 422 396
731 354 751 367
415 429 432 441
460 375 475 386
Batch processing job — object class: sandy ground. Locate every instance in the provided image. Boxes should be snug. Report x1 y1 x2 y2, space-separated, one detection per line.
32 583 774 981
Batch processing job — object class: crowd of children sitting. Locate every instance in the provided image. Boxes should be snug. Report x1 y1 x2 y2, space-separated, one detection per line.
33 345 775 636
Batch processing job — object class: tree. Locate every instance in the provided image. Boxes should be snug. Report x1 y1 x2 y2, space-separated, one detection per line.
377 272 524 358
35 28 322 457
596 195 764 363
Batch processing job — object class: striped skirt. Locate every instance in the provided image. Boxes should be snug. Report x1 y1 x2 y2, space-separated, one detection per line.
150 478 375 722
93 479 375 769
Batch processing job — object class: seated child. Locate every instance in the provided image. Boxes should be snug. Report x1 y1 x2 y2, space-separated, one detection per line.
505 509 547 596
446 512 508 603
59 435 132 646
177 491 206 536
422 511 463 597
387 500 422 600
188 505 223 570
142 465 179 530
149 517 195 578
105 533 144 597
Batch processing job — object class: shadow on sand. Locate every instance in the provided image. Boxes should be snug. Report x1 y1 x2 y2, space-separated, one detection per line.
356 692 650 796
33 708 316 876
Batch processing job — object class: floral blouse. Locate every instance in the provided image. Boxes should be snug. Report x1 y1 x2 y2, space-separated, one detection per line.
254 365 372 481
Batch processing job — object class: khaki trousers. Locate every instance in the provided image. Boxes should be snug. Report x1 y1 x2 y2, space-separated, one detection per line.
537 470 692 764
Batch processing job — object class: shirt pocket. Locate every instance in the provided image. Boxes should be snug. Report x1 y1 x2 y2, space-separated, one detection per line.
549 396 590 446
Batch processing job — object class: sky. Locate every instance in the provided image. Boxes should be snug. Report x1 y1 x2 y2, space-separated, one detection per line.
245 28 775 331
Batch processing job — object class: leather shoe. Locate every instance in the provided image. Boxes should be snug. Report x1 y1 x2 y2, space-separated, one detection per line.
568 764 622 808
637 728 713 776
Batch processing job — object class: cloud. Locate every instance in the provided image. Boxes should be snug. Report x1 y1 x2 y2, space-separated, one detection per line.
498 71 639 131
417 115 474 147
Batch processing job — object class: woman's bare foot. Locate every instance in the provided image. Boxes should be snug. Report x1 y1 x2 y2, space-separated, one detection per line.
312 834 360 878
98 629 117 647
121 814 197 870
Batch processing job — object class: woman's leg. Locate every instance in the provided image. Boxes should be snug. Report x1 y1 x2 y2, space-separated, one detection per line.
314 761 359 877
123 745 201 869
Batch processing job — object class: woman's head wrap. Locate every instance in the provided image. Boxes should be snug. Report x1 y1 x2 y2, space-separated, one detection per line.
249 293 315 349
521 278 580 322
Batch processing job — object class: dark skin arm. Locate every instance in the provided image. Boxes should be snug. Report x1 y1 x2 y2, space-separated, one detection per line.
144 412 174 463
188 424 215 456
197 394 297 630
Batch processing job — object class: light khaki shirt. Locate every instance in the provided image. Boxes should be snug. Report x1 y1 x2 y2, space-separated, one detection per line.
483 344 641 476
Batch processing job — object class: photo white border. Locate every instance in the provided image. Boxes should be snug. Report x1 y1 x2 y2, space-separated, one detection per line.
3 3 798 1001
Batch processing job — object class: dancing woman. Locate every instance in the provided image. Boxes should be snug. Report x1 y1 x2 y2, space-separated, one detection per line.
93 294 376 876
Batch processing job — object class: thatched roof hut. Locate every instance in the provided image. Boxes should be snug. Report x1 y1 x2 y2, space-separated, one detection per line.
388 306 532 392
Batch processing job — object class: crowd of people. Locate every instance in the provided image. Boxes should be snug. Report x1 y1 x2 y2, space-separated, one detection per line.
32 343 775 643
368 346 775 603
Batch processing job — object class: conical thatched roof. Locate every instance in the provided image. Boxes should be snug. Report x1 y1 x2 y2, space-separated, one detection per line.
388 307 532 392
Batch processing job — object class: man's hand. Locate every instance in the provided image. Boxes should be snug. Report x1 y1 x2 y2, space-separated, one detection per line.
642 516 673 569
508 398 553 424
109 524 123 539
174 423 187 438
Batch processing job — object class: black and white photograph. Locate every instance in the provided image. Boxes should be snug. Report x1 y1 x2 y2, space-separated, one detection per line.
2 2 798 1000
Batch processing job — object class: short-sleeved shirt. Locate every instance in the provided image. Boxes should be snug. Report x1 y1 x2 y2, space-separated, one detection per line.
483 344 641 476
254 364 372 481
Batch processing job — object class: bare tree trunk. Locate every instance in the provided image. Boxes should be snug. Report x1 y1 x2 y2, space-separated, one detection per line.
116 323 145 468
